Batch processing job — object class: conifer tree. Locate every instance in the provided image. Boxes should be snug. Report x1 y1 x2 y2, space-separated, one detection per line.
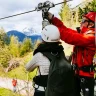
20 38 33 56
78 0 96 20
9 36 20 57
0 27 9 47
59 0 73 27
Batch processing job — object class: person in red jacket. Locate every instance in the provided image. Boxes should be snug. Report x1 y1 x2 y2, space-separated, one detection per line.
12 78 17 92
45 11 95 96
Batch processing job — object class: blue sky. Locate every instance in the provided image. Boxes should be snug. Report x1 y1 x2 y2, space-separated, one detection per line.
0 0 83 33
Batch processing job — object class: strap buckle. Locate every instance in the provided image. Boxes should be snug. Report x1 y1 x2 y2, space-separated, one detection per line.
72 64 77 70
81 78 85 83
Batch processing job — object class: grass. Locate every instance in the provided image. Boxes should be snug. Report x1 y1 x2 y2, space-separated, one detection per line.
0 52 37 80
7 65 28 80
7 65 37 80
7 52 37 80
0 66 5 77
0 88 22 96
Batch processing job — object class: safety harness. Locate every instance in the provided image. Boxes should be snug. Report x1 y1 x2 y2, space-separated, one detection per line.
72 30 95 74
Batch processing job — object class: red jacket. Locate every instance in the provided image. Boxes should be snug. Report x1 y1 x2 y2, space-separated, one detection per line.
12 79 17 86
51 17 95 77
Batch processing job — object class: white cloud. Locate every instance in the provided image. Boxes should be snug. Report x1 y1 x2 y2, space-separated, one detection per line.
0 0 83 33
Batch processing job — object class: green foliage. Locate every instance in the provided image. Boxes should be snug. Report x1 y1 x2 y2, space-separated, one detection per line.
0 88 22 96
0 52 34 80
0 33 34 68
7 66 28 80
28 68 37 80
0 28 11 67
0 65 6 76
87 0 96 12
20 38 33 56
78 7 83 21
59 3 72 27
78 0 96 20
23 52 33 65
7 65 36 80
0 46 11 68
59 0 95 28
9 36 33 57
0 51 36 80
9 36 20 57
33 39 42 51
59 0 80 27
0 27 10 47
6 52 32 80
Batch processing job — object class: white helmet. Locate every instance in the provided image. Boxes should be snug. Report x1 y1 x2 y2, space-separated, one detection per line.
41 25 60 42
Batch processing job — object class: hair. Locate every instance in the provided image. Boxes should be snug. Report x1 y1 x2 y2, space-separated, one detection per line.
89 20 95 28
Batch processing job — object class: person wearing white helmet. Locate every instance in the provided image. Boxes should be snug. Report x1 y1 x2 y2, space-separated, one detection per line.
25 25 62 96
26 24 75 96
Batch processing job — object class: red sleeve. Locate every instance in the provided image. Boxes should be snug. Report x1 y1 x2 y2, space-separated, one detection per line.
51 17 95 47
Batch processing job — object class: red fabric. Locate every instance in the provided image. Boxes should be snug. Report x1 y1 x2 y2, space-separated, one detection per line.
12 79 17 86
51 17 95 77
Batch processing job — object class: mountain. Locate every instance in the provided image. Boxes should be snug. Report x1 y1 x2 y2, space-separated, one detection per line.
28 35 41 42
7 30 41 42
23 27 38 36
7 30 27 41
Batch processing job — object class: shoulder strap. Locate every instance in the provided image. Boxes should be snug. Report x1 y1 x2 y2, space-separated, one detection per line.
41 52 57 61
41 51 68 62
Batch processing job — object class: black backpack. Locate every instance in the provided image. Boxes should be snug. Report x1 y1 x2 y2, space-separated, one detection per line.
41 51 75 96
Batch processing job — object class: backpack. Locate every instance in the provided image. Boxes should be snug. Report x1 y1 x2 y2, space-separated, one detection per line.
41 51 75 96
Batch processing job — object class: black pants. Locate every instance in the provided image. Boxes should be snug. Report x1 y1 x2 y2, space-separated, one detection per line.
74 75 94 96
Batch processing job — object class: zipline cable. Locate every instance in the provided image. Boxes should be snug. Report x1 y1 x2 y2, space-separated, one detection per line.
0 0 72 20
0 9 36 20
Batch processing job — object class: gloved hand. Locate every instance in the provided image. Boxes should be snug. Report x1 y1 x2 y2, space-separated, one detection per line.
47 12 54 20
42 12 54 23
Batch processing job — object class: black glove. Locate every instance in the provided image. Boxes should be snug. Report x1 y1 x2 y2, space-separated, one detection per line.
76 27 81 33
42 12 49 20
42 12 54 23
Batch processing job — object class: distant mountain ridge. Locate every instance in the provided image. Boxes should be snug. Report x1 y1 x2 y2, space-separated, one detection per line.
23 27 40 36
7 30 41 42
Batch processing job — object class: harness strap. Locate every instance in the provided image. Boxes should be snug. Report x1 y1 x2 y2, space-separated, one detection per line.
33 67 47 90
72 64 94 72
79 65 94 72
